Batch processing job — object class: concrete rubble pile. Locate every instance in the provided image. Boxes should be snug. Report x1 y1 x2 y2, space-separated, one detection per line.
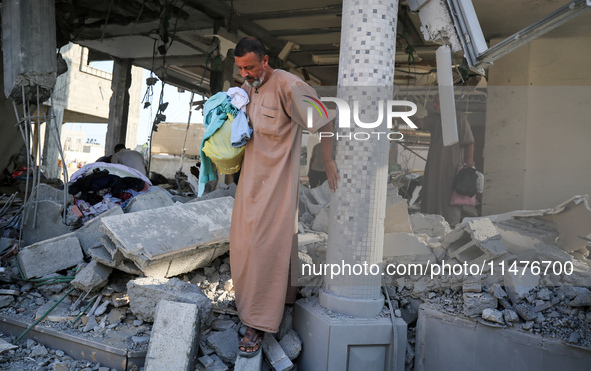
2 182 308 370
296 186 591 369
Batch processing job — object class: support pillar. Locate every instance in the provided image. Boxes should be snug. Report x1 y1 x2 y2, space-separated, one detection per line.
294 0 407 370
41 106 64 179
105 58 132 153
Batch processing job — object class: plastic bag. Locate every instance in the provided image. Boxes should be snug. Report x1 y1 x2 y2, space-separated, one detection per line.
202 114 245 174
453 166 478 197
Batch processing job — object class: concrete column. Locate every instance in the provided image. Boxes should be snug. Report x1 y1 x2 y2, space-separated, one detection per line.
41 106 64 179
293 2 407 370
105 58 132 153
319 0 399 317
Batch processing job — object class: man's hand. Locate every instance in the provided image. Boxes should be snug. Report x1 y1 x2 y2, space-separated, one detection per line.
324 159 339 192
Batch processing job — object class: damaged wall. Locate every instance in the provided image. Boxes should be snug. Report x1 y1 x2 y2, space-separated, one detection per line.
483 36 591 215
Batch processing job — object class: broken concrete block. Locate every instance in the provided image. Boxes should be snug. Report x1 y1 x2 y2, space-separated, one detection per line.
441 218 511 266
262 333 293 371
384 191 412 234
140 242 229 278
312 208 330 233
206 328 239 364
71 261 112 293
195 354 228 371
568 289 591 307
234 350 263 371
22 201 73 246
504 270 540 304
515 304 537 321
193 183 237 202
124 187 174 213
462 292 498 317
409 213 451 238
0 338 18 354
383 233 436 265
144 300 200 371
276 306 294 341
17 233 84 279
482 308 504 325
279 329 302 361
0 296 14 308
31 183 73 204
503 309 519 323
100 197 233 276
462 282 482 293
126 277 213 327
75 206 123 256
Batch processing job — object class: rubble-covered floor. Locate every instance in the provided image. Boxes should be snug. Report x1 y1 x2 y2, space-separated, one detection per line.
0 171 590 370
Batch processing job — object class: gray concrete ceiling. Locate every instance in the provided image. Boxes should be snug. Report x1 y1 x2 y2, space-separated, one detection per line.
46 0 591 92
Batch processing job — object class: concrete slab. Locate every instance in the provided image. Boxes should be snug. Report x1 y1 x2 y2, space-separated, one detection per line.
415 305 591 371
124 187 174 213
195 354 228 371
384 192 412 234
409 213 451 238
100 197 233 273
75 206 123 256
22 201 72 246
144 300 200 371
126 277 213 327
139 242 229 278
17 233 84 279
294 298 406 371
383 233 435 266
206 328 239 363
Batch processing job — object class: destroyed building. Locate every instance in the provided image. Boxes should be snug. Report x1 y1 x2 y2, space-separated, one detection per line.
0 1 590 371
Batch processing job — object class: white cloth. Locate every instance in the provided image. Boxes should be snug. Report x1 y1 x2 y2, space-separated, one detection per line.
226 87 249 111
70 162 152 186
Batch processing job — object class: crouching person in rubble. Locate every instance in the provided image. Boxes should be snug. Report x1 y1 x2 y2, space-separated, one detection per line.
230 37 339 357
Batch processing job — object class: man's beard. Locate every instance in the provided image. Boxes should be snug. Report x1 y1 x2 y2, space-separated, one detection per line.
245 71 266 88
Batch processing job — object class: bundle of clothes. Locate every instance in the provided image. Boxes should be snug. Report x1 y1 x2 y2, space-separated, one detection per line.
198 87 251 197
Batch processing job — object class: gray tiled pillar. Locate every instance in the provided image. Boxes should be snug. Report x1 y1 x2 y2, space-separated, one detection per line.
320 0 399 317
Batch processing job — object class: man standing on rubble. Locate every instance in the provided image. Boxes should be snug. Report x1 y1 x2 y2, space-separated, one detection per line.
230 36 339 357
417 94 474 227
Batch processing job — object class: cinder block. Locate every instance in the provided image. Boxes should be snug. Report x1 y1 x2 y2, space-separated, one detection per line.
17 233 84 279
126 277 213 327
144 300 200 371
441 218 511 265
22 201 72 246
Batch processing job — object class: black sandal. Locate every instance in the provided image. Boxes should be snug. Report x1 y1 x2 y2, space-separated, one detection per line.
238 326 264 358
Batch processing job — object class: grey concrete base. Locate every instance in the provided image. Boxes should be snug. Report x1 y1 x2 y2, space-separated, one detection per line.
415 305 591 371
319 289 384 317
293 298 406 371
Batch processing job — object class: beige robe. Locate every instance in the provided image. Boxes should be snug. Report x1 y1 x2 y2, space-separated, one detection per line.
230 69 330 333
